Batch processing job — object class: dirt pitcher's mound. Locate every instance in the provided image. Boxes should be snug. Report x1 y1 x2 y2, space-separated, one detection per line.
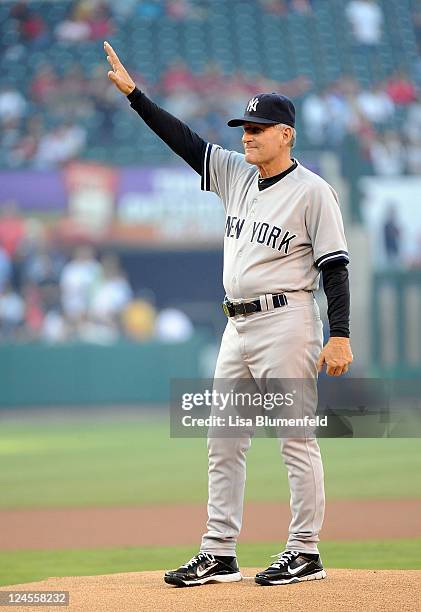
1 569 420 612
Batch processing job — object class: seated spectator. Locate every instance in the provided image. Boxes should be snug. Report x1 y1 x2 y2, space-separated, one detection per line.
164 89 201 120
10 116 43 167
122 298 156 341
75 312 119 344
166 0 207 20
258 0 288 15
324 80 356 144
87 3 114 40
60 245 102 322
166 0 192 20
0 201 26 258
369 130 406 176
136 0 164 20
21 12 49 48
290 0 313 15
228 71 259 98
0 85 26 124
1 117 22 166
195 64 224 96
161 60 196 96
155 307 194 343
90 254 132 325
107 0 138 20
356 83 395 125
350 112 377 158
22 237 64 287
274 75 312 98
302 89 330 145
0 283 25 340
22 282 44 338
346 0 383 46
55 11 90 42
386 70 417 106
11 2 50 48
41 309 69 344
31 64 60 105
34 123 87 168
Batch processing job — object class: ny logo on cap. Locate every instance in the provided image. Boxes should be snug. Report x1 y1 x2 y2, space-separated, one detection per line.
246 97 259 112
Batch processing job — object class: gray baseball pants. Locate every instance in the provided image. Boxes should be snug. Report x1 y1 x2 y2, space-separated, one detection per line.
200 291 324 556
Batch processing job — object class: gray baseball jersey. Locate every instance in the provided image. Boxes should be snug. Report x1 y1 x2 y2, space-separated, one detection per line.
201 145 349 299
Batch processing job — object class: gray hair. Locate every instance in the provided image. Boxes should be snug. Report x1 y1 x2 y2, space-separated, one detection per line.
276 123 296 149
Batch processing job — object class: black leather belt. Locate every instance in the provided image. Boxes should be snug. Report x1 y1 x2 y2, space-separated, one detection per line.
222 293 288 318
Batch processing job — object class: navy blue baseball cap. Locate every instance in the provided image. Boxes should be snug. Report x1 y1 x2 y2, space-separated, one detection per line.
227 93 295 128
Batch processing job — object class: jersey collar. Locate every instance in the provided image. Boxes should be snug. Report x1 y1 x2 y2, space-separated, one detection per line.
257 159 298 191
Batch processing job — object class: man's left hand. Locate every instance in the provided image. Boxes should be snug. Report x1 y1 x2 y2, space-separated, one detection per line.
317 337 353 377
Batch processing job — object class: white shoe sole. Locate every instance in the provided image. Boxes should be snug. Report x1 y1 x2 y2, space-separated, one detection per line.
165 572 243 587
256 569 327 585
184 572 243 586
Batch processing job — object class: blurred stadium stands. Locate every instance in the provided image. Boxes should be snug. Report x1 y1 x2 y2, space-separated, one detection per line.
0 0 420 167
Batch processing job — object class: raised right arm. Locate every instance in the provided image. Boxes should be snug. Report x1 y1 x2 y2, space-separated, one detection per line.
126 88 206 175
104 41 206 175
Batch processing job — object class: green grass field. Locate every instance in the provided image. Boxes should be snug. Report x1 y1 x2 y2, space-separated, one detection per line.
1 415 420 509
1 412 420 587
1 540 421 587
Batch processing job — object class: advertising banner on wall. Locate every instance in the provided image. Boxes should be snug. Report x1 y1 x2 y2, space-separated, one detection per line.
0 164 224 246
115 166 223 244
64 162 118 235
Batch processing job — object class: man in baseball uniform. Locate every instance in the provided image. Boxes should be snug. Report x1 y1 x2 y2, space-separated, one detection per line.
104 41 353 587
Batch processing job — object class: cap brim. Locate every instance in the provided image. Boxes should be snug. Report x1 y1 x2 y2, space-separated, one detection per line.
227 116 279 127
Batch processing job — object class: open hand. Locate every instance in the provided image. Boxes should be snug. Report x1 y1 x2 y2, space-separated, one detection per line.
104 41 136 95
317 337 353 377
